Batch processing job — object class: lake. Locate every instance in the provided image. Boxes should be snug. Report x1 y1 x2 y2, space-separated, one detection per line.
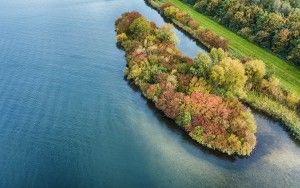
0 0 299 187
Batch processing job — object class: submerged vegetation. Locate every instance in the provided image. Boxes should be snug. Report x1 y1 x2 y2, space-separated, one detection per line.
115 10 300 155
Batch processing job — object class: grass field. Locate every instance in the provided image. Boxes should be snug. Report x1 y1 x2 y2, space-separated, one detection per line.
162 0 300 96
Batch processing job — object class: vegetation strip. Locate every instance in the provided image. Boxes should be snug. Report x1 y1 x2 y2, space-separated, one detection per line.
146 0 229 51
147 0 300 96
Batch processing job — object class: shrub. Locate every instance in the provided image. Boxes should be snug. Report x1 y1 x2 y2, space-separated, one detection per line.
116 33 128 43
160 3 229 50
245 60 266 89
164 6 179 18
188 19 200 30
260 76 285 101
160 3 174 11
175 11 192 24
197 29 229 50
286 92 299 109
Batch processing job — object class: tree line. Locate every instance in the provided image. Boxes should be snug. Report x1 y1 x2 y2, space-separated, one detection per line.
181 0 300 66
160 3 229 50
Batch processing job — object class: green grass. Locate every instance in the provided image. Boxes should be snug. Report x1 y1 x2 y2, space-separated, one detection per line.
162 0 300 96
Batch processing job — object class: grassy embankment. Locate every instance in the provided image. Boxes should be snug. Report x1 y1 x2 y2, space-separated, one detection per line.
152 0 300 96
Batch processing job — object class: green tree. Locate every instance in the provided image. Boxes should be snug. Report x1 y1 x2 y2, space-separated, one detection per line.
288 43 300 66
272 29 290 53
210 48 227 64
129 17 152 39
190 52 212 78
156 24 179 44
210 57 247 96
163 6 179 18
245 60 266 89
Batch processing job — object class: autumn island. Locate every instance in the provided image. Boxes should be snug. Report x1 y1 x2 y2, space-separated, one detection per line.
115 7 300 156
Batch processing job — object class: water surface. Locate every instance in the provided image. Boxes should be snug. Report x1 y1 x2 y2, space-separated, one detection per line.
0 0 299 187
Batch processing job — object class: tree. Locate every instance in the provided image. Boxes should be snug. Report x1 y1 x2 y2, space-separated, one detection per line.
156 24 179 44
288 43 300 66
210 48 227 64
156 83 184 119
184 0 300 64
272 29 290 53
210 57 247 96
176 111 192 127
190 52 212 78
129 17 152 39
163 6 179 18
245 60 266 89
115 12 141 34
238 27 254 41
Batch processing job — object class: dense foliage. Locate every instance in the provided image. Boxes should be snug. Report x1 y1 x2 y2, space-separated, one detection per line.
158 2 229 50
116 12 257 155
181 0 300 66
147 0 300 140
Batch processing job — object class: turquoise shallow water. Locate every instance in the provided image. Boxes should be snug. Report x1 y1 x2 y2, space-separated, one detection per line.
0 0 299 187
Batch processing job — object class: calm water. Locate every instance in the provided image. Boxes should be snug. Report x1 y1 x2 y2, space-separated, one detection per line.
0 0 299 187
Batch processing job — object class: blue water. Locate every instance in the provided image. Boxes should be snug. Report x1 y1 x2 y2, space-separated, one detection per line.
0 0 299 187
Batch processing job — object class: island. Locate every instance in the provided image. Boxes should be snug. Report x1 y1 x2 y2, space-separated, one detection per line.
115 12 258 155
115 9 300 156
